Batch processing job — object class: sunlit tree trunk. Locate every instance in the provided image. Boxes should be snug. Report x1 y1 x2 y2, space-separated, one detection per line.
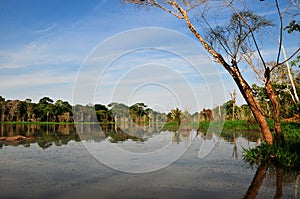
282 45 299 103
179 7 273 144
122 0 299 144
230 89 237 120
265 69 283 143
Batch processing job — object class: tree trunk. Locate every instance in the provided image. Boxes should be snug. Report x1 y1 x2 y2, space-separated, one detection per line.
265 69 284 144
231 65 273 144
231 89 236 120
176 6 273 144
282 45 299 103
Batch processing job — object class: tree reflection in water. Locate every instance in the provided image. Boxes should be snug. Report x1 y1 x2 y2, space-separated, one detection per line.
0 123 80 149
1 123 299 198
244 164 299 199
0 123 164 149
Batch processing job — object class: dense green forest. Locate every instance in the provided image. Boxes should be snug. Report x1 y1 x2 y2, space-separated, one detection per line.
1 61 299 123
1 79 299 124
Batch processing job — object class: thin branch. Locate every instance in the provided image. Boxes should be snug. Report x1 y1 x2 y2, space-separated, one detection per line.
202 15 234 57
275 0 283 65
168 1 233 74
225 0 267 70
152 0 184 19
271 47 300 71
241 53 264 80
186 0 209 12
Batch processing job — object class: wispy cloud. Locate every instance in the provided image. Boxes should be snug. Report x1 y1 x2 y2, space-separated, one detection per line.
34 24 56 34
0 69 74 90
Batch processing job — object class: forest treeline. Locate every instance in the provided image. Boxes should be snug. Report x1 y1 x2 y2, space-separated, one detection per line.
1 80 299 124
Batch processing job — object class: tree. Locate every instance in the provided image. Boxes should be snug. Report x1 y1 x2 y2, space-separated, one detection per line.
108 102 130 123
38 97 55 122
38 97 54 105
129 103 148 123
123 0 300 144
0 96 5 121
230 90 237 120
95 103 110 123
170 108 181 125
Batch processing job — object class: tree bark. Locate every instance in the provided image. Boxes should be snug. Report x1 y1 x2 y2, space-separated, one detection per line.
231 65 273 144
265 69 284 143
175 4 273 144
125 0 275 143
282 45 299 103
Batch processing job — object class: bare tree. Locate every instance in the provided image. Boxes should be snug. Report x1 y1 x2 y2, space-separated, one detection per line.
122 0 300 144
281 45 299 103
230 89 237 120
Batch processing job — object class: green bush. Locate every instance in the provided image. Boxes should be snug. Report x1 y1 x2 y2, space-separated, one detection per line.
243 141 300 171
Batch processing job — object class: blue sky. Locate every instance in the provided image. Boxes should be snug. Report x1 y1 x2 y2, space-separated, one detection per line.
0 0 299 113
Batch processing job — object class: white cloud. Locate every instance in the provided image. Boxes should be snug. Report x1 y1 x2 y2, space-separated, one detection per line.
0 69 75 90
34 24 57 34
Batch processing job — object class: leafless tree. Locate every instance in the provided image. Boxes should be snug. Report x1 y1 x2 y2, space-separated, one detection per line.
122 0 300 144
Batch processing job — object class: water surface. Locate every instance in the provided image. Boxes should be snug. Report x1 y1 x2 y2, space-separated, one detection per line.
0 124 298 198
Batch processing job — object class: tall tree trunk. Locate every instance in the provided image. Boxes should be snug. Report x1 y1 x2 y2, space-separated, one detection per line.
230 89 237 120
231 65 273 144
175 5 273 144
265 69 284 143
282 45 299 103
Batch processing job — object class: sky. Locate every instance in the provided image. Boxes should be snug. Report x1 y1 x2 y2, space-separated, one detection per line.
0 0 299 113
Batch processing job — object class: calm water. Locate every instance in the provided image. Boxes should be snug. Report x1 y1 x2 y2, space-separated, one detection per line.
0 124 298 199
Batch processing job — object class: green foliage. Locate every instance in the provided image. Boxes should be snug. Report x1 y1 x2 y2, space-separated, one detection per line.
252 82 300 119
243 141 300 171
129 103 148 123
0 97 73 122
284 20 300 33
290 55 300 67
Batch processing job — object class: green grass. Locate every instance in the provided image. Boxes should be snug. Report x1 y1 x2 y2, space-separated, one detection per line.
198 120 259 132
198 120 299 132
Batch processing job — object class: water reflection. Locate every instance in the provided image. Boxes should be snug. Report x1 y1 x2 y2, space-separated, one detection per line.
244 164 299 199
0 124 79 149
0 123 263 150
0 123 299 198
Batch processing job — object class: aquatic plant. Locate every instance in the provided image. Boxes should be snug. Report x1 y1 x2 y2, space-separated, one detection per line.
243 141 300 172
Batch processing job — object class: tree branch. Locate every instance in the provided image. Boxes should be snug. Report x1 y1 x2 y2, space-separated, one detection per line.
170 1 234 75
202 15 234 57
271 47 300 72
241 52 264 81
152 0 184 19
275 0 283 65
225 0 267 70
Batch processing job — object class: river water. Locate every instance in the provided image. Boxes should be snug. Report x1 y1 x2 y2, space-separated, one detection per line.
0 124 298 199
